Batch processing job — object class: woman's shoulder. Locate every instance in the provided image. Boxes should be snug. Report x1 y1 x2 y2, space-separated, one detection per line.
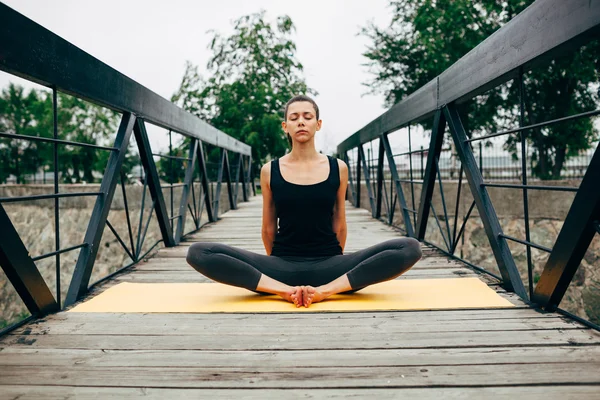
330 156 348 173
260 161 274 185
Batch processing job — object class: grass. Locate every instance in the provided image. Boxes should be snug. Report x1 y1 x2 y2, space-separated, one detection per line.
0 311 31 330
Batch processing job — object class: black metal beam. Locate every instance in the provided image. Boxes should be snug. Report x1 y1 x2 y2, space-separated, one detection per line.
175 139 198 243
375 139 385 219
0 203 59 315
444 104 527 299
344 152 357 206
133 119 176 247
336 0 600 155
416 109 446 240
65 113 136 306
356 150 362 208
223 150 236 211
381 133 415 237
0 3 251 156
533 142 600 310
358 146 376 216
233 154 242 206
213 150 226 219
197 141 216 223
240 155 249 202
248 154 256 197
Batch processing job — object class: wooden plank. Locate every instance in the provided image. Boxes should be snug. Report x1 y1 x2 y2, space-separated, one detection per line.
1 362 599 388
3 329 598 350
1 385 599 400
27 307 564 323
2 346 598 368
11 318 579 336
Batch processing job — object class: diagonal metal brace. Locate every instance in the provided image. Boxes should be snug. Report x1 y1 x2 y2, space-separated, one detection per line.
174 139 198 243
444 104 527 299
381 133 415 237
133 119 176 248
533 141 600 310
0 203 59 315
65 113 137 306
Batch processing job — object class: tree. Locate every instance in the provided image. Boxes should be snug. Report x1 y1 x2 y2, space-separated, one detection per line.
0 84 48 183
361 0 599 179
172 11 315 172
55 93 119 183
0 84 120 184
504 44 600 179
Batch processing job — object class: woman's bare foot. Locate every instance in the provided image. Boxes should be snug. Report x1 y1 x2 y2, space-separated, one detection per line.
282 286 303 308
256 274 303 307
301 275 352 308
302 285 328 307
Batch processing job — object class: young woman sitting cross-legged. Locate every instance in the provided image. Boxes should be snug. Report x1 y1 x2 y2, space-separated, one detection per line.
186 95 422 308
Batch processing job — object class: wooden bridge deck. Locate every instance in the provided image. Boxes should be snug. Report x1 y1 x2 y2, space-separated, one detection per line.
1 196 599 399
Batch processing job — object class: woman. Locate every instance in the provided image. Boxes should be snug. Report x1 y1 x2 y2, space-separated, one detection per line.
186 95 422 308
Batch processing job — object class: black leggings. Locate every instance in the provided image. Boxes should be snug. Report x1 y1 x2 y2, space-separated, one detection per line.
186 238 422 291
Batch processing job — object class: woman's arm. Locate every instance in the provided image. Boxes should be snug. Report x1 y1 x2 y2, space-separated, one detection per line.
332 159 349 253
260 162 277 255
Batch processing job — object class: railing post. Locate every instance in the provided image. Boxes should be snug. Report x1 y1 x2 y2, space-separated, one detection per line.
381 133 415 237
174 139 198 243
533 141 600 310
65 113 137 306
416 109 446 240
444 103 527 299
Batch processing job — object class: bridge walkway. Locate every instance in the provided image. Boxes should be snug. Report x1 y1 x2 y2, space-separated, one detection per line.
1 196 599 398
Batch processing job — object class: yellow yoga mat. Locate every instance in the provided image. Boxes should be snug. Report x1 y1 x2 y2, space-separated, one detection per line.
68 278 513 313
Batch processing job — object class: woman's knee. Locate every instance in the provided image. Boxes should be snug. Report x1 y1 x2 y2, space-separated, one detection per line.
186 242 223 267
384 237 422 263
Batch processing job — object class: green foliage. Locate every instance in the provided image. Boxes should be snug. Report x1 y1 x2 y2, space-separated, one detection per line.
504 43 600 179
0 84 48 183
157 134 189 184
361 0 599 178
172 11 315 170
53 93 120 183
0 83 122 184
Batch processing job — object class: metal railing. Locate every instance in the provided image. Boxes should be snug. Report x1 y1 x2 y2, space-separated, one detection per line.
337 0 600 329
0 3 254 334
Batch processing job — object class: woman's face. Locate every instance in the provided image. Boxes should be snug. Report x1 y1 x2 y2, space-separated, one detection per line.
282 101 322 144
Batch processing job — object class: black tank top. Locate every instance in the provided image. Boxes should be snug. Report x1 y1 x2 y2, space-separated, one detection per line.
270 155 343 257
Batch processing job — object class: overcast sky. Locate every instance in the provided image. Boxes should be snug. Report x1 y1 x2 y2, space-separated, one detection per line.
0 0 422 155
